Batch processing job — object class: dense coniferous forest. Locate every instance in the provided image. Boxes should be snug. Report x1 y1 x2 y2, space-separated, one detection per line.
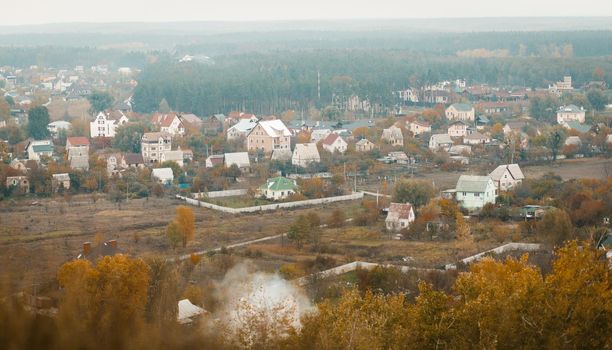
131 51 612 116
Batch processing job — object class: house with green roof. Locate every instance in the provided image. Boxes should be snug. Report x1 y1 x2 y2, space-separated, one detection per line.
455 175 497 210
259 176 298 200
562 121 591 134
445 103 475 121
26 140 54 161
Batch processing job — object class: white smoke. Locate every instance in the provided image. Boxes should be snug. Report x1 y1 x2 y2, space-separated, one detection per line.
212 263 313 345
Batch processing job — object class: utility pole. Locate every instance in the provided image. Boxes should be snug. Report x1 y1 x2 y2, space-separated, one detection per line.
317 71 321 101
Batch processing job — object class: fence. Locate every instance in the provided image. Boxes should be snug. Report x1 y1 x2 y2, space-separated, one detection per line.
177 192 364 214
193 189 248 199
444 242 542 269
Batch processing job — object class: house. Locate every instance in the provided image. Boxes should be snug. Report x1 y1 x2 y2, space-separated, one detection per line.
271 149 293 162
448 121 469 138
51 173 71 192
292 143 320 168
322 133 347 154
564 136 582 147
423 90 449 104
9 159 28 172
557 105 585 124
47 121 72 137
385 203 415 231
160 150 186 167
98 152 123 176
463 131 490 145
488 164 525 192
90 110 129 138
259 176 298 200
407 120 431 136
356 138 375 152
520 205 552 220
503 120 527 135
246 120 292 154
66 136 90 170
205 154 225 168
77 240 120 262
381 125 404 146
177 299 206 325
455 175 497 210
226 119 258 141
429 134 453 151
152 168 174 185
449 145 472 156
475 115 490 130
388 151 410 164
124 153 145 168
5 176 29 193
549 76 573 95
477 101 511 115
224 152 250 169
200 114 224 134
141 132 172 164
150 113 185 136
445 103 475 121
26 140 54 161
310 129 332 143
562 121 591 133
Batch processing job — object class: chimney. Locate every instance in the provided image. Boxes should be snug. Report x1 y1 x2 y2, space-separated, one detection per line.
107 240 117 248
83 242 92 255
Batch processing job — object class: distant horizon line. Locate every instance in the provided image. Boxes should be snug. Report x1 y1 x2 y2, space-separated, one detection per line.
2 16 612 27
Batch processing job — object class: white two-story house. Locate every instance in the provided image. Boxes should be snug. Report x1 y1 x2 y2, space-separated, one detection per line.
455 175 497 210
90 110 129 138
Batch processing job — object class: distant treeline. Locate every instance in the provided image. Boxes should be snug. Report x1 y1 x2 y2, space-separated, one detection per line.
1 30 612 63
0 46 148 69
132 51 612 116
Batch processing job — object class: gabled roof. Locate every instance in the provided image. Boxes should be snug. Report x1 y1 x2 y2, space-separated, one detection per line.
181 113 202 125
152 168 174 179
31 144 54 153
271 149 293 161
322 132 342 146
558 104 582 113
449 120 468 127
66 136 90 147
52 173 70 181
124 153 144 164
260 176 297 192
464 131 487 140
228 119 257 133
356 138 373 145
382 125 403 139
430 134 453 144
224 152 250 168
386 203 414 221
449 103 473 112
257 120 291 137
489 164 525 181
293 143 320 160
142 132 171 142
456 175 493 193
564 121 591 133
150 113 179 127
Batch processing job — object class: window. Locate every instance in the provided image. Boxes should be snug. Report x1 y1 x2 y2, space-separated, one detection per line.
462 192 466 196
475 193 480 197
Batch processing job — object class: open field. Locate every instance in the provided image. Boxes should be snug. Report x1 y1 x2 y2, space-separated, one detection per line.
1 157 607 294
0 195 362 291
360 157 611 192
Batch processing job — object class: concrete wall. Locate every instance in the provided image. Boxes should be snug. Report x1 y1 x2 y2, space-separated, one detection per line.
445 242 541 269
177 192 363 214
193 189 248 199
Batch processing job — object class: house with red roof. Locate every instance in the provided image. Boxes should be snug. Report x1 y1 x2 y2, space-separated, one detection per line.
385 203 415 231
321 133 348 154
66 136 90 170
150 113 185 136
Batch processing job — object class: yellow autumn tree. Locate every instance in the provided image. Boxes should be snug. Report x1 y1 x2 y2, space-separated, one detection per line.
57 255 150 348
174 206 195 248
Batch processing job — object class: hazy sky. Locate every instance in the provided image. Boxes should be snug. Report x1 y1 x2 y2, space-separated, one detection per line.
3 0 612 25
